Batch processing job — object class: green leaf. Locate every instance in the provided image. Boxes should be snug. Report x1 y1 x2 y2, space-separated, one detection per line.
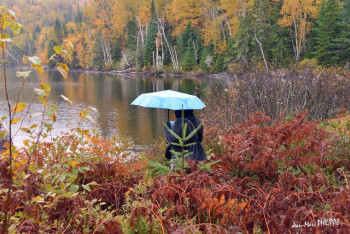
11 103 27 113
88 181 99 186
0 130 6 139
59 174 67 182
185 123 203 141
70 184 79 193
72 168 78 175
31 196 44 203
54 46 64 55
164 122 182 141
42 122 52 132
82 184 91 192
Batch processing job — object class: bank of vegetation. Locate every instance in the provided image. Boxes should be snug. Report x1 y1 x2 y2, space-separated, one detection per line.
1 2 350 234
1 67 350 233
2 0 350 73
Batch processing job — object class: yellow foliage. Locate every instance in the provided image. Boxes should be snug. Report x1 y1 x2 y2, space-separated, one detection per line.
166 0 203 37
279 0 321 57
220 0 254 37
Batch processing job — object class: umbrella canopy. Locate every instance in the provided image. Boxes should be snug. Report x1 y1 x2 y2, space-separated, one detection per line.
130 90 206 110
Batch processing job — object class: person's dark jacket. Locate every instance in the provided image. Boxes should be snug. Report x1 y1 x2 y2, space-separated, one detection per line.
164 110 206 161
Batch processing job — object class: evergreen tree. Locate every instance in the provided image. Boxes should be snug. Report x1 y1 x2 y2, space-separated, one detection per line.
214 55 225 73
143 0 157 68
75 4 83 23
267 1 294 67
179 23 195 56
235 14 252 68
93 32 104 69
126 19 137 50
330 0 350 66
53 19 64 44
182 37 196 71
112 37 122 62
313 0 341 65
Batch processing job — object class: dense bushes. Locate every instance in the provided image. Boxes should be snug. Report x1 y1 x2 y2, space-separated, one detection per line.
1 110 350 232
201 68 350 128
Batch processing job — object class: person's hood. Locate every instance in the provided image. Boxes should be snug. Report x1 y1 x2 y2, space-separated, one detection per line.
175 109 194 119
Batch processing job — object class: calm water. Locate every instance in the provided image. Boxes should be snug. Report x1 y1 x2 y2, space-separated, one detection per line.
0 67 220 150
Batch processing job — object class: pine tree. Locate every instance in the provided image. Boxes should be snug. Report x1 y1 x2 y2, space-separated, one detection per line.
75 4 83 23
54 19 64 44
235 14 251 68
267 1 294 67
143 0 157 68
126 19 137 50
214 55 225 73
182 37 195 71
112 37 122 62
180 23 195 56
313 0 341 65
330 0 350 66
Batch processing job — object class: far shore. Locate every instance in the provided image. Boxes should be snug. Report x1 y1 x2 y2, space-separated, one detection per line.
2 63 231 80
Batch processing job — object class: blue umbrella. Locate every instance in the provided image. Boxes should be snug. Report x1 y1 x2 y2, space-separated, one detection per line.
131 90 206 110
131 90 206 121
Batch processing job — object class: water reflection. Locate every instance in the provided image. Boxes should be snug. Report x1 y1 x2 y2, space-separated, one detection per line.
0 67 220 150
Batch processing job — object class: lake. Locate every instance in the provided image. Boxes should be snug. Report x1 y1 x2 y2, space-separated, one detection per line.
0 67 221 151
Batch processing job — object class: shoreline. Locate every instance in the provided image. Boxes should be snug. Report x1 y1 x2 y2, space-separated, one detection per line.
84 68 231 79
4 64 230 79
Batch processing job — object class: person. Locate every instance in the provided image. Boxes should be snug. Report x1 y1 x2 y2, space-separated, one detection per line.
164 109 206 161
0 121 10 153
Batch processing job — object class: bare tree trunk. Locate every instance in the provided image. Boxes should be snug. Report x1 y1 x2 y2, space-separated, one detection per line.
87 26 94 67
161 31 164 68
153 51 155 68
220 9 232 37
122 51 131 68
156 36 159 68
158 15 179 72
292 16 300 61
136 17 145 47
254 30 268 72
100 35 107 67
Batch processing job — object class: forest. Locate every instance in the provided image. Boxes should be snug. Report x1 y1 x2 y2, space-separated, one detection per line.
3 0 350 72
0 1 350 233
